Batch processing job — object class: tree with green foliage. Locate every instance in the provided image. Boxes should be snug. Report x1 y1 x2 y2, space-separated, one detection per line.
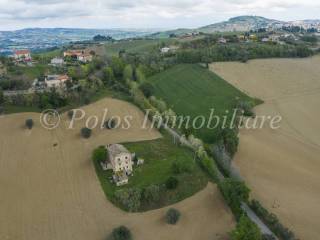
301 35 318 44
135 67 146 83
81 127 92 139
92 146 107 163
103 67 115 85
104 119 117 129
201 56 211 68
230 215 262 240
123 64 133 82
172 160 192 174
165 176 179 190
165 208 181 225
220 128 239 157
111 226 132 240
149 96 167 113
25 119 34 129
67 110 74 120
199 157 218 180
110 56 125 79
143 184 161 203
139 82 155 98
0 88 4 105
218 179 250 218
114 188 141 212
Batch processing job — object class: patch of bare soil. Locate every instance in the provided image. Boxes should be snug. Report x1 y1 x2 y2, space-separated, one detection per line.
211 56 320 240
0 98 234 240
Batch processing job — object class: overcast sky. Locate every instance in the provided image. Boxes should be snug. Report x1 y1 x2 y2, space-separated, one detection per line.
0 0 319 30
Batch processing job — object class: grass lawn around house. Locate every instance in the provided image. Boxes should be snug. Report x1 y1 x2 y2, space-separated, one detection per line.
93 130 209 211
148 64 258 143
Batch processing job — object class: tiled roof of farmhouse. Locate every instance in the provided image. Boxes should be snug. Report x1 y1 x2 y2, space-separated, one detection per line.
47 74 68 81
107 144 130 156
65 50 85 56
15 50 30 55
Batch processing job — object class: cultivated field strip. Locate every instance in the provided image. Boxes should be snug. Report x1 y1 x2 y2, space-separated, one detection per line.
211 56 320 240
0 98 234 240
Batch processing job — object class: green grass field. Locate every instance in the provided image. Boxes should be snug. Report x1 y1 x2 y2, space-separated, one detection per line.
93 130 208 211
148 64 255 142
105 39 175 56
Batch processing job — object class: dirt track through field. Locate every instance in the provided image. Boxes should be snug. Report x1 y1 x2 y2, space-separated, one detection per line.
211 56 320 240
0 98 234 240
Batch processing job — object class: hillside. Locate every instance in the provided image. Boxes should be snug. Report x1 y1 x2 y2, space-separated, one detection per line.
211 56 320 240
199 16 284 33
150 15 320 37
0 28 154 53
148 64 254 143
0 98 235 240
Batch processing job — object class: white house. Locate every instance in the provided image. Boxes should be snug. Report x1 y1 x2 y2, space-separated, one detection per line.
161 47 171 53
14 50 31 62
45 74 69 88
217 37 227 44
50 57 64 66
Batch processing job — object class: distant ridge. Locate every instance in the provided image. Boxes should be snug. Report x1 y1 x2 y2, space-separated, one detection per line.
151 15 320 38
199 16 284 33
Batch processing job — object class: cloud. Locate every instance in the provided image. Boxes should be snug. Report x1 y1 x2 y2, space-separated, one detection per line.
0 0 319 30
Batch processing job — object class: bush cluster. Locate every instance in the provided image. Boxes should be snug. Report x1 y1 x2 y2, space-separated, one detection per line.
218 178 250 219
230 215 262 240
111 226 132 240
250 200 297 240
25 119 34 129
81 127 92 138
165 176 179 190
165 208 181 225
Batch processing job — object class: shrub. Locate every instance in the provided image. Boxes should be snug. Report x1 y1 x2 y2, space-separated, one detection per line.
171 160 192 174
81 127 92 139
250 200 297 240
92 146 107 163
220 129 239 157
230 215 262 240
0 88 4 105
104 119 117 129
165 176 179 190
143 184 161 203
199 156 218 181
111 226 132 240
67 110 74 119
114 188 141 212
218 178 250 219
165 208 181 225
139 82 154 98
25 119 34 129
237 100 255 117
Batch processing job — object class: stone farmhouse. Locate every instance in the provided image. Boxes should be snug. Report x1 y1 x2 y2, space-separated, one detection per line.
104 144 134 186
45 74 70 88
63 50 93 63
50 57 64 66
13 49 32 62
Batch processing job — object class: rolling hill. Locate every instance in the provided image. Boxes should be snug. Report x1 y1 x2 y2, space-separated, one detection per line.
198 16 284 33
148 64 255 143
150 15 320 38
